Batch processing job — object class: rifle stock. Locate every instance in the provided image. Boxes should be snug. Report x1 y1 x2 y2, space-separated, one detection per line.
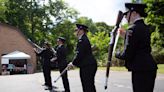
116 11 124 26
105 11 124 89
27 39 43 51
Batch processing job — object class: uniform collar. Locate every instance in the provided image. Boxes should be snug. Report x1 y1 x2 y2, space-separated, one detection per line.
133 17 143 24
78 33 84 40
58 44 63 48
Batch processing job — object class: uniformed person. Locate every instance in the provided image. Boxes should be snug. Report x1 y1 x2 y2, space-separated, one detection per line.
116 3 158 92
34 42 53 90
55 37 70 92
68 24 97 92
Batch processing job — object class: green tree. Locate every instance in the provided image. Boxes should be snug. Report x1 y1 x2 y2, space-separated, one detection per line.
75 17 97 33
88 31 110 66
95 22 114 33
0 0 78 44
0 0 7 22
143 0 164 63
50 20 76 61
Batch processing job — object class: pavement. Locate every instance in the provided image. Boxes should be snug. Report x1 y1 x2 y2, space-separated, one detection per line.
0 70 164 92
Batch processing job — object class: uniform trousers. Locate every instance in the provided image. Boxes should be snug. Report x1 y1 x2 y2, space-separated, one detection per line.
80 65 97 92
132 70 157 92
43 65 52 88
59 66 70 92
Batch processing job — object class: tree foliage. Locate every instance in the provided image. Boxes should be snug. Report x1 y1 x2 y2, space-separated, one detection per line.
95 22 114 33
143 0 164 63
88 31 110 66
75 17 97 33
1 0 163 66
0 0 78 44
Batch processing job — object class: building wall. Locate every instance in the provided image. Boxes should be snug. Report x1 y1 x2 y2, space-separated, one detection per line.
0 23 36 74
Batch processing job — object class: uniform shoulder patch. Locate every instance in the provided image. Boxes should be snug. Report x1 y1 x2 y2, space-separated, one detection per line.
127 30 133 36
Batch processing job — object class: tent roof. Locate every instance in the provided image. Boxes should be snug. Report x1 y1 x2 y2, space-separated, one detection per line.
2 51 31 59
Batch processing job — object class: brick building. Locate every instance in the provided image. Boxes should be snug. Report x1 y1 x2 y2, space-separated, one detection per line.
0 23 36 75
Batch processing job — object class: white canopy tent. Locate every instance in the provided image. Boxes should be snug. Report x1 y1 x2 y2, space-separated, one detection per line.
1 51 31 64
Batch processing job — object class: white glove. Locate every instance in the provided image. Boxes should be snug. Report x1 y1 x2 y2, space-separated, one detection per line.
50 57 57 62
67 62 74 70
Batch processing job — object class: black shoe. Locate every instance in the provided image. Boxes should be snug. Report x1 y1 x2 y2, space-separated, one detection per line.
52 85 58 89
42 84 47 86
44 86 52 90
42 83 48 86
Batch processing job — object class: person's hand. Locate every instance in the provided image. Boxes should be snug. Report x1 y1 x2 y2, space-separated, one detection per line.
33 48 37 52
50 57 57 62
115 51 122 59
118 28 126 38
115 51 125 60
67 62 74 70
34 48 40 54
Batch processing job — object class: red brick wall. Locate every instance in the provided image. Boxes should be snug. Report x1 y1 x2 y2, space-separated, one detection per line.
0 23 36 74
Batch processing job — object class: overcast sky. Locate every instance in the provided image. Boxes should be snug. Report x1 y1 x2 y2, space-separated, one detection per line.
65 0 131 25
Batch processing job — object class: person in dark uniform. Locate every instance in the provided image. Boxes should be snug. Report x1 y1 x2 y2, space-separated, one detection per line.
55 37 70 92
34 42 53 90
68 24 97 92
116 3 158 92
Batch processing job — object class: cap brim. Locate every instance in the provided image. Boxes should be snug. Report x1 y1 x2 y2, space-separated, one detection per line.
125 3 147 17
74 28 79 32
123 11 129 15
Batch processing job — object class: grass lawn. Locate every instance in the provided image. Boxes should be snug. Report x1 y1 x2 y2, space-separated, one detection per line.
98 64 164 74
98 67 127 71
157 64 164 74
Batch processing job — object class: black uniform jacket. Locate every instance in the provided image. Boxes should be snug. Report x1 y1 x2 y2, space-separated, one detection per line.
72 34 97 68
124 19 157 71
38 48 54 67
56 45 68 67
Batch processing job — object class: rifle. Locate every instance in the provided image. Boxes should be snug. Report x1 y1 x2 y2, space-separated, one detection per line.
27 39 43 51
54 65 69 83
105 11 124 90
28 39 58 61
54 45 97 83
